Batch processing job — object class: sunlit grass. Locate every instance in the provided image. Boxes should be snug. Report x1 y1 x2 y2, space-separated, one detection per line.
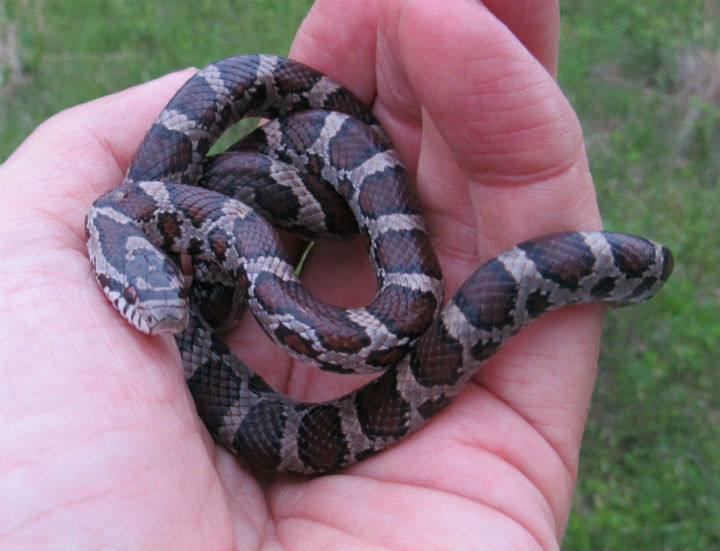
560 1 719 548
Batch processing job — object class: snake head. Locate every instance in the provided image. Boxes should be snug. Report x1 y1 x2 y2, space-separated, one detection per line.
87 207 189 335
115 250 189 334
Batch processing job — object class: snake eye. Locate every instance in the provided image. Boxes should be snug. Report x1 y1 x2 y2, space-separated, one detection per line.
124 286 139 304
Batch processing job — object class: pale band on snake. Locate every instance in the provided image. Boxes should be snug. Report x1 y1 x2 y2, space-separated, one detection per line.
86 54 674 474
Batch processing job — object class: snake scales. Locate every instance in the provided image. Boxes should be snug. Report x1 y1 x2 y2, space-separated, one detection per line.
86 54 674 474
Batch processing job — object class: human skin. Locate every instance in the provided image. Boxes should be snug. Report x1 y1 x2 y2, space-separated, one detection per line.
0 0 605 548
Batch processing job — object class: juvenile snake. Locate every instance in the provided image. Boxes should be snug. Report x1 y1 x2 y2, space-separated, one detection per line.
86 54 673 474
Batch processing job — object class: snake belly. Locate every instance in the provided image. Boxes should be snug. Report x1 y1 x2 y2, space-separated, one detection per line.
86 54 674 474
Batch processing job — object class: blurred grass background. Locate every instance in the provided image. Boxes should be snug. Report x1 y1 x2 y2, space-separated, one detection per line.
1 1 717 548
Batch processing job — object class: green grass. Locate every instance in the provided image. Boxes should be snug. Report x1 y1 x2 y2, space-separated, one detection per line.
560 1 720 548
0 0 313 158
1 1 717 549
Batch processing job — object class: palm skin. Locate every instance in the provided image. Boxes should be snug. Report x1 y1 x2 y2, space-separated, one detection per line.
0 0 606 548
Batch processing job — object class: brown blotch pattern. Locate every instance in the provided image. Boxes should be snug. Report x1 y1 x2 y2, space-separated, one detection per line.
518 234 594 291
297 405 347 471
253 273 371 355
366 285 438 338
589 276 617 300
453 258 517 331
93 214 143 267
525 289 553 318
230 214 280 260
410 317 465 386
604 232 654 279
374 229 442 278
273 325 317 358
124 185 162 220
281 111 325 154
357 166 419 218
185 356 242 433
417 395 455 420
128 124 193 185
168 184 221 226
355 370 410 437
327 116 387 170
233 401 288 470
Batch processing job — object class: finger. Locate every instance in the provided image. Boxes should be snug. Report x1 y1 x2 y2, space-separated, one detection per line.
289 0 382 104
482 0 560 76
373 0 560 173
395 0 600 259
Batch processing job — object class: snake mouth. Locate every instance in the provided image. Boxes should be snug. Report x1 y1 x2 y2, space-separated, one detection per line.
135 299 190 334
103 283 189 334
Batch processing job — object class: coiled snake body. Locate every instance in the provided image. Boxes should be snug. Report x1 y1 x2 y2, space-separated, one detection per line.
86 54 673 474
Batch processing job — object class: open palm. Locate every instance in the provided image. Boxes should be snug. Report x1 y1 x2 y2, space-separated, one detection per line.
0 0 606 548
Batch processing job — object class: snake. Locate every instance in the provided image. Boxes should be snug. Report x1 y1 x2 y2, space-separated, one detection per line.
85 54 674 474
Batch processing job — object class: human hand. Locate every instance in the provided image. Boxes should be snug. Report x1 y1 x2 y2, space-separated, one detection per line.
0 0 601 548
